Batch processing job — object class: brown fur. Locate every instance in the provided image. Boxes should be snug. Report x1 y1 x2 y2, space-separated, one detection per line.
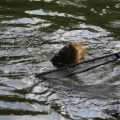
51 41 85 67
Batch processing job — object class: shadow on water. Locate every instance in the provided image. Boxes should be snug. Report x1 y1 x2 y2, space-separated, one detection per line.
0 0 120 120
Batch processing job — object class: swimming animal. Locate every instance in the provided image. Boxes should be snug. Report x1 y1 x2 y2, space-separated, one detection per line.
51 41 85 67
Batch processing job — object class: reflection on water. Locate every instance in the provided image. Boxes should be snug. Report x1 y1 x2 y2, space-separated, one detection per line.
0 0 120 120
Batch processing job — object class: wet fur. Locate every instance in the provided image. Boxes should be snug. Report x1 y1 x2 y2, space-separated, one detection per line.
51 41 85 67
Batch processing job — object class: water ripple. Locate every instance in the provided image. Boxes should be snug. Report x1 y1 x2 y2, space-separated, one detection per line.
25 9 85 20
0 0 120 120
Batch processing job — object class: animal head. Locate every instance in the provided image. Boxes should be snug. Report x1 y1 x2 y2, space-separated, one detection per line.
71 41 85 63
51 41 85 67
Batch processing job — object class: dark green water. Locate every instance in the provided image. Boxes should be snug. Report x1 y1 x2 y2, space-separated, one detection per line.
0 0 120 120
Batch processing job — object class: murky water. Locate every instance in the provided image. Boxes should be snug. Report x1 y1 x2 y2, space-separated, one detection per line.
0 0 120 120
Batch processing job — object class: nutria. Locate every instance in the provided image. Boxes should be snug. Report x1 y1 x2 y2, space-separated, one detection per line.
51 41 85 67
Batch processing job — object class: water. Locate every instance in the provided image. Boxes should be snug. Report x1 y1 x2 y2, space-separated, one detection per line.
0 0 120 120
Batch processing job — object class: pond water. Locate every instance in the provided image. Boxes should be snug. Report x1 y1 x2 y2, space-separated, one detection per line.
0 0 120 120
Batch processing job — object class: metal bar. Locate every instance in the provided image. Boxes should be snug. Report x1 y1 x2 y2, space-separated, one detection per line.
66 56 118 77
35 52 120 78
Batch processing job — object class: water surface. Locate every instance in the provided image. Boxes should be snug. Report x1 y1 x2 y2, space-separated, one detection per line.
0 0 120 120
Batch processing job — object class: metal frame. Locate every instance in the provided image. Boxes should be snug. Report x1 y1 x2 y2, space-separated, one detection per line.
36 52 120 78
